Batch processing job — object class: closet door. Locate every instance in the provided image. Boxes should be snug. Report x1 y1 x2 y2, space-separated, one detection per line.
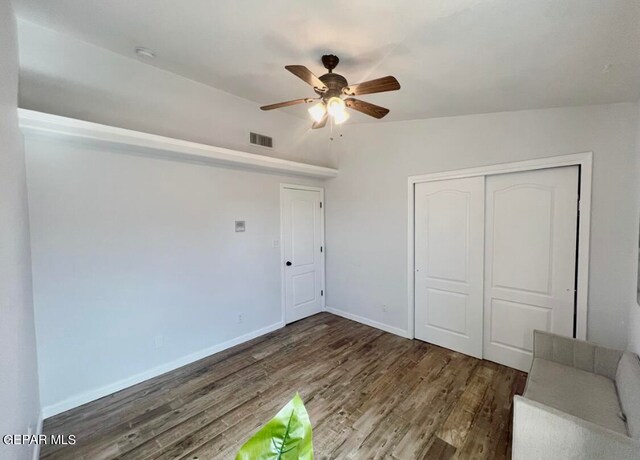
484 166 579 371
414 177 485 358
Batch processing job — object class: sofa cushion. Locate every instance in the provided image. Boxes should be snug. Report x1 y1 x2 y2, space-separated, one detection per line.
533 330 623 379
616 352 640 440
525 358 628 435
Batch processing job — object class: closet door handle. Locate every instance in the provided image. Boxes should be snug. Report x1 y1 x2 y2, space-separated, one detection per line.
286 261 292 266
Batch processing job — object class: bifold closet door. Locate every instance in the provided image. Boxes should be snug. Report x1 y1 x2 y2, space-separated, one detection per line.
414 177 485 358
483 166 579 371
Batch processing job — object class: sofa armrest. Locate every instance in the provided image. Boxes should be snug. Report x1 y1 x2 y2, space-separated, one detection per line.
513 396 639 460
533 330 623 379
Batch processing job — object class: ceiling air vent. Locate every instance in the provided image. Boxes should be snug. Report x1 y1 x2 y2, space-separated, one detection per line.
249 132 273 149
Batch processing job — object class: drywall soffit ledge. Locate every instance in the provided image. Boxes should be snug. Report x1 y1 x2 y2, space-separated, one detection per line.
17 109 338 179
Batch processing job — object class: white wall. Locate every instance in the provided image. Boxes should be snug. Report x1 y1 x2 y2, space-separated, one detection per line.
16 19 334 168
628 101 640 355
0 1 41 458
26 134 323 415
325 103 638 350
16 18 333 415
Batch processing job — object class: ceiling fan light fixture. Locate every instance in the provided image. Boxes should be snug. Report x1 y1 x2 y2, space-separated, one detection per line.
308 102 326 123
333 109 350 125
260 55 400 129
326 97 346 117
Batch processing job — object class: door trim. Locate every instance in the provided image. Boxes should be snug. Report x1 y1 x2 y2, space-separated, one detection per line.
280 184 326 324
407 152 593 341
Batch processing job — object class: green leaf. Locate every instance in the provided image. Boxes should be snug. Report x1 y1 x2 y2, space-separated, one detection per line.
235 393 313 460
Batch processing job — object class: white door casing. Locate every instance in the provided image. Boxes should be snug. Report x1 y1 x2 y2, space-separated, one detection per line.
483 166 579 371
281 185 324 324
414 177 485 358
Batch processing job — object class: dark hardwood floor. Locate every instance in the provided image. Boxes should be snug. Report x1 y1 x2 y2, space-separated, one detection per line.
41 313 527 459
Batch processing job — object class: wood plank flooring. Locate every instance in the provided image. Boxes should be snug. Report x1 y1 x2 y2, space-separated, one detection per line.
41 313 527 459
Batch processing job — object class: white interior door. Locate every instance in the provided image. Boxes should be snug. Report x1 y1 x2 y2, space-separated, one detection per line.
282 187 324 324
414 177 485 358
484 166 579 371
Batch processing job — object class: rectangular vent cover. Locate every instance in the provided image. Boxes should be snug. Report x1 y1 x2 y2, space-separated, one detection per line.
250 132 273 148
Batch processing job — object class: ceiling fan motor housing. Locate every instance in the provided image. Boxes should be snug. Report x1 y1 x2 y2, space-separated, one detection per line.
317 72 348 99
314 54 347 99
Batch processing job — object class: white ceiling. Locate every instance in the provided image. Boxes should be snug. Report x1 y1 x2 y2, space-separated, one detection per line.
13 0 640 122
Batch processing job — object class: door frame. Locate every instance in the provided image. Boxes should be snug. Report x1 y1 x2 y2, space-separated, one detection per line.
407 152 593 341
280 183 326 324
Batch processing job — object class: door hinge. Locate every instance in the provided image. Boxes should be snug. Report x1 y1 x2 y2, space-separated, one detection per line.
320 202 323 208
320 246 323 253
321 290 324 296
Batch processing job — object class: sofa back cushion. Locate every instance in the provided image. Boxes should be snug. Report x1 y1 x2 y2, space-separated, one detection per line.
616 352 640 439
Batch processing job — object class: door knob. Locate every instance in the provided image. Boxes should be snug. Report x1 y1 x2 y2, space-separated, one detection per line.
286 261 292 266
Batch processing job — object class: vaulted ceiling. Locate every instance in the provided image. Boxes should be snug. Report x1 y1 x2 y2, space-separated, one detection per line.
13 0 640 122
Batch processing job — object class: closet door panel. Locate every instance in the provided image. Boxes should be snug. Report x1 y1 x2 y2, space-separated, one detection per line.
414 177 485 358
484 166 579 371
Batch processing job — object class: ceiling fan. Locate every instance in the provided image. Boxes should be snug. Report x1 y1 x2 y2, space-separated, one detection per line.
260 54 400 129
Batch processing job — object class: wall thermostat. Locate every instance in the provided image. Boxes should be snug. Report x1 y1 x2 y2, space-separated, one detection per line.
235 221 246 232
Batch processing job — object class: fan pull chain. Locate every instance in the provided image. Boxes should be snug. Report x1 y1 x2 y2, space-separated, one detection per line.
329 116 334 141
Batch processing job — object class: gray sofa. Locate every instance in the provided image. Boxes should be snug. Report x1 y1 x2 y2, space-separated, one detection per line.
512 330 640 459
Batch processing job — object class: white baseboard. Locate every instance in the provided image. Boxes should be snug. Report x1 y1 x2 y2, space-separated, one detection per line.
32 412 43 460
41 321 285 419
325 306 410 339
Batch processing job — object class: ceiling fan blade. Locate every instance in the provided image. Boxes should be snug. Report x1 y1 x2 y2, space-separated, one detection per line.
345 98 390 119
285 65 328 91
260 98 315 111
312 113 328 129
343 76 400 96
